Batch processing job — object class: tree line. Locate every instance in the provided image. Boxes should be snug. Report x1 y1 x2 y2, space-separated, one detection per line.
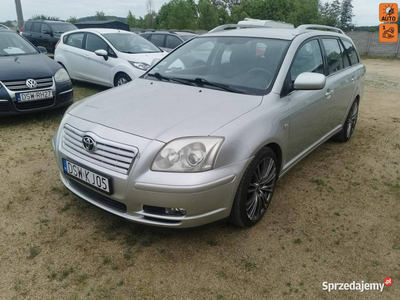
18 0 356 31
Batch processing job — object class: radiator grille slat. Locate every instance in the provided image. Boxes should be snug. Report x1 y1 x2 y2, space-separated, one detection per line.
2 77 53 91
62 124 138 175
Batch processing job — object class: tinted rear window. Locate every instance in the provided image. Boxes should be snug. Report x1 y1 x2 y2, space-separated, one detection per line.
322 38 343 75
32 22 41 33
24 22 33 31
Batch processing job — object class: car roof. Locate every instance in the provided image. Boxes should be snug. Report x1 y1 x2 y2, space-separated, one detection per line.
63 28 134 35
203 27 344 40
27 20 68 24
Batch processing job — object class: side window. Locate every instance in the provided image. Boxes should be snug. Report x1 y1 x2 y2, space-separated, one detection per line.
150 34 165 47
290 39 324 83
342 40 359 65
338 41 350 68
32 22 41 33
24 22 32 31
41 23 51 34
85 33 108 52
140 33 150 40
322 39 343 74
166 35 181 49
65 33 84 49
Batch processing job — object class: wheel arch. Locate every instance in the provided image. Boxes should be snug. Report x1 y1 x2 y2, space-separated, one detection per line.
264 142 283 176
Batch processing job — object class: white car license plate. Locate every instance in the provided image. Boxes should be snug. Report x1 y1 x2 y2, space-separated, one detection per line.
62 159 111 193
17 90 53 102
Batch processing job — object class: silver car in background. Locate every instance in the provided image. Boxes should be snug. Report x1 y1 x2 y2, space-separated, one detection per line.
52 24 365 228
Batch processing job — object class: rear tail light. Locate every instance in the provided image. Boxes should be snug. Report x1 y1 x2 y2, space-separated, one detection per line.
20 28 23 32
55 39 61 49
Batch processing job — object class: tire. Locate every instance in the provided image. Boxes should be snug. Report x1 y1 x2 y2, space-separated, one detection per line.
230 147 278 228
335 99 359 143
114 73 131 87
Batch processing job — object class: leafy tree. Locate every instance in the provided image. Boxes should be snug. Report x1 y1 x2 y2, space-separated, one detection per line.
320 0 341 27
66 16 77 24
198 0 219 30
126 10 138 28
156 3 171 29
32 15 60 21
95 11 108 21
340 0 354 30
217 7 230 25
167 0 197 29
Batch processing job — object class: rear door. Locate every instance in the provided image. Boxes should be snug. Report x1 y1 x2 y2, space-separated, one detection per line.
62 32 86 79
81 33 114 86
30 22 42 46
22 21 34 43
39 23 52 50
284 38 332 164
165 34 182 50
321 38 357 129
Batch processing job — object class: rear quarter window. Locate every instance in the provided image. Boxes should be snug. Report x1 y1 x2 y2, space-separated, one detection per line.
32 22 41 33
24 22 33 31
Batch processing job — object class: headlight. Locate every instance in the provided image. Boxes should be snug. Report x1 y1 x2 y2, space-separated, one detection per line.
129 61 150 71
55 68 70 83
152 137 224 172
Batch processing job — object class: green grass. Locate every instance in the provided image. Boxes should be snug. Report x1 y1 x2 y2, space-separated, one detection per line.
360 54 400 60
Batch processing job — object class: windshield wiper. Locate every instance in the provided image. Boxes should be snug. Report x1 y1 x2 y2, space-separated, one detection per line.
193 78 244 94
147 73 195 86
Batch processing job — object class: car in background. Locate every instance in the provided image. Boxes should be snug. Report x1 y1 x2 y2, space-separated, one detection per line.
21 20 77 53
54 29 166 87
0 24 11 31
0 28 73 116
139 30 197 52
52 24 365 228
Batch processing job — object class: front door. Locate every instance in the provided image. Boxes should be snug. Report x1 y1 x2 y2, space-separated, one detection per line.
81 33 113 86
284 38 332 165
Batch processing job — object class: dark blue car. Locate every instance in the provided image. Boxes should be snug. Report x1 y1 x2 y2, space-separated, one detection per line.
0 28 73 116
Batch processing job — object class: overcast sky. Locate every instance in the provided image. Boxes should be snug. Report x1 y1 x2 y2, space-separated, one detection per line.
1 0 382 26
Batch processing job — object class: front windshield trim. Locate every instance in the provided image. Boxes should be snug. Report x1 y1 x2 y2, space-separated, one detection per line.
145 36 291 96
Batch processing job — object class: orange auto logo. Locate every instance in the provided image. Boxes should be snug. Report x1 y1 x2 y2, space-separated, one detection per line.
379 3 398 22
380 24 398 42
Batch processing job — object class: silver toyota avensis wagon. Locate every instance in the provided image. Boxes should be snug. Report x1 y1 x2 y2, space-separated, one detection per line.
53 24 365 228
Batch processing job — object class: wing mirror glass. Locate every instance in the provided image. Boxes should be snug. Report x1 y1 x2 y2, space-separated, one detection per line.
294 72 326 90
37 46 47 54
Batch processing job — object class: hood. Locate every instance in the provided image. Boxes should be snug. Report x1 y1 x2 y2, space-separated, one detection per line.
0 54 61 81
117 52 166 64
70 78 262 142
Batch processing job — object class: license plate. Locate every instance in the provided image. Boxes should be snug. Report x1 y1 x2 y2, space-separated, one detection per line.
17 90 53 102
62 159 111 193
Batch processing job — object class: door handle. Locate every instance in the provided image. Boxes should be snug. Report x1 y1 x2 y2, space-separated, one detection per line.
325 88 333 99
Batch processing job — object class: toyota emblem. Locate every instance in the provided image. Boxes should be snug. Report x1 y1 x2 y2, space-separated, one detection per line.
26 78 37 89
82 136 96 153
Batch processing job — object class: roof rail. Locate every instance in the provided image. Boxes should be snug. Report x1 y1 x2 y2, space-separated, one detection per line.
295 24 345 35
208 24 268 33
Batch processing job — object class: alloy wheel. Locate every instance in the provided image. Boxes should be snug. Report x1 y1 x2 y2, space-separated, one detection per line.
346 102 358 138
246 157 276 221
117 78 128 86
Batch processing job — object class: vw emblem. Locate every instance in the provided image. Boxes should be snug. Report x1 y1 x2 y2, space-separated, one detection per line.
82 136 96 153
26 78 37 89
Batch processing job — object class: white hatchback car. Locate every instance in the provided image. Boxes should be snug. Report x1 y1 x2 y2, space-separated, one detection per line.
54 29 166 87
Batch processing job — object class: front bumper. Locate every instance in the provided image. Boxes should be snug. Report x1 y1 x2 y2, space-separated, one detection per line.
52 117 250 228
0 79 73 117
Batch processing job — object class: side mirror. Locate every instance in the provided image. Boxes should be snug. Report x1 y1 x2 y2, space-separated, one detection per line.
294 72 326 90
151 58 160 66
37 46 47 54
95 49 108 61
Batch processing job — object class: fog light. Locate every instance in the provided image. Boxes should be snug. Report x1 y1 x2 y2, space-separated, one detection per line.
165 207 186 216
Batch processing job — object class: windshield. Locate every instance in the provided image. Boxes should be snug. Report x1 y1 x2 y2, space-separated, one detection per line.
50 23 77 33
0 32 38 56
146 36 289 95
103 33 162 54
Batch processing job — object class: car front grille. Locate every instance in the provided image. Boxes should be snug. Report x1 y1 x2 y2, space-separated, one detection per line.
62 124 138 174
69 179 127 213
2 77 53 91
15 98 55 110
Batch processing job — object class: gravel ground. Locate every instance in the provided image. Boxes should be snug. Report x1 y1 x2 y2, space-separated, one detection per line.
0 59 399 299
